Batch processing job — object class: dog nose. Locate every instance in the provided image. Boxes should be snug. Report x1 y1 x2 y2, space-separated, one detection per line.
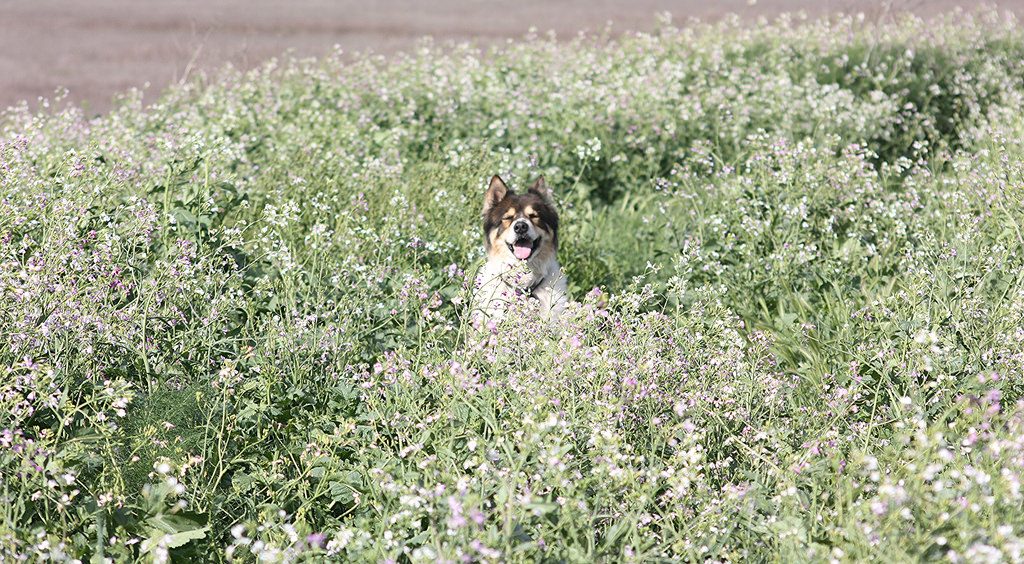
513 220 528 235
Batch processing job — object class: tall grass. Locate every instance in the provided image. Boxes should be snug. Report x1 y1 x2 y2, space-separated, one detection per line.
2 8 1024 562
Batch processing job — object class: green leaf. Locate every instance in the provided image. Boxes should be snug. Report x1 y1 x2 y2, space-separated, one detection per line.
172 207 199 227
147 512 207 535
139 512 210 553
141 525 209 552
328 481 355 504
232 471 255 492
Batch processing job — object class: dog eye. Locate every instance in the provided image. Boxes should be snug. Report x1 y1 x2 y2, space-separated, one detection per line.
528 213 539 220
502 215 514 222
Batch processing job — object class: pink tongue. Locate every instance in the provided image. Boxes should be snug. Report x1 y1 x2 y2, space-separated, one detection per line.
513 244 533 260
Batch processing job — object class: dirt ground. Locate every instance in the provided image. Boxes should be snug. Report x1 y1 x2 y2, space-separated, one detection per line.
2 0 1022 114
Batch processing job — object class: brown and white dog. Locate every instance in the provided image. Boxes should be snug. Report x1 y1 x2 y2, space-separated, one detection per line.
472 175 568 324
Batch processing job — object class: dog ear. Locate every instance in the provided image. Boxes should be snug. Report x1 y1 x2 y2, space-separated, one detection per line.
528 176 553 204
484 175 509 214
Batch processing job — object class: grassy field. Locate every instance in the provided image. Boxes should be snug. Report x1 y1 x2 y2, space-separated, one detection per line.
3 9 1024 562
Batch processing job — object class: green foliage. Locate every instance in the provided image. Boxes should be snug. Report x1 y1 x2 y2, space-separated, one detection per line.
3 8 1024 562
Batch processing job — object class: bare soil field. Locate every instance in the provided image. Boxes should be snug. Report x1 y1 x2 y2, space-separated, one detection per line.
2 0 1022 114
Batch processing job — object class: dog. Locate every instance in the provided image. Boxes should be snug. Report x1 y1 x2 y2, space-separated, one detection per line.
471 174 568 326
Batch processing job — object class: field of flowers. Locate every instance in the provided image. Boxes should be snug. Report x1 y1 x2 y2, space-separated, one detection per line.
4 8 1024 562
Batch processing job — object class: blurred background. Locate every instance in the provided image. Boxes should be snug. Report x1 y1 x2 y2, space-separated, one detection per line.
2 0 1022 114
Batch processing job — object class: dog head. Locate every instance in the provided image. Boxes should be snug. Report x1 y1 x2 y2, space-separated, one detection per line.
482 175 559 264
